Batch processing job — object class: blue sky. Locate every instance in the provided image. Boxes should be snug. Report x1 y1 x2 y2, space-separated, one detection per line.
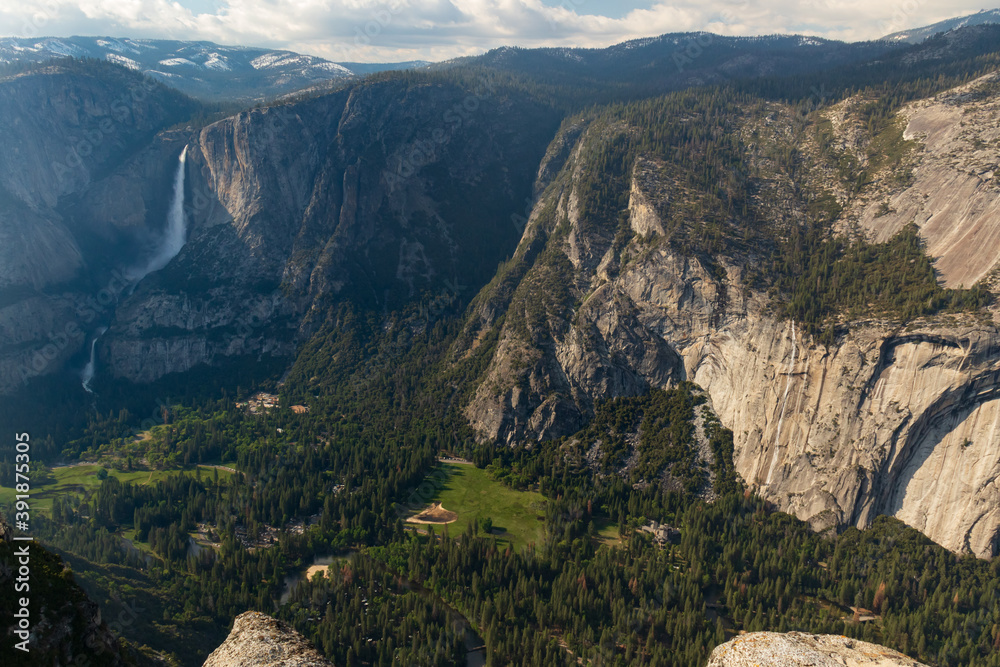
0 1 990 62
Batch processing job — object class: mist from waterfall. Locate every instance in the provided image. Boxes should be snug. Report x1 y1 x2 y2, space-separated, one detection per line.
128 146 188 282
81 327 108 393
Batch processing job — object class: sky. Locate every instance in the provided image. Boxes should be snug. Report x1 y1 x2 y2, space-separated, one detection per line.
0 1 991 63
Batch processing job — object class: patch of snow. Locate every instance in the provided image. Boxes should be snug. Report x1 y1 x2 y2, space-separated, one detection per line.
250 52 292 69
97 38 140 54
314 61 352 74
36 39 88 57
159 57 200 68
798 37 823 46
554 48 584 62
106 53 141 70
272 55 310 69
203 53 231 71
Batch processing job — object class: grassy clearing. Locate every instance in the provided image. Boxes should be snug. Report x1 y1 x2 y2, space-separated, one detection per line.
0 464 235 515
411 463 547 550
593 516 624 547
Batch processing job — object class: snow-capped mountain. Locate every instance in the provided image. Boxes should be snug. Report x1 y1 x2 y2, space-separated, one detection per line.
0 36 423 101
882 8 1000 43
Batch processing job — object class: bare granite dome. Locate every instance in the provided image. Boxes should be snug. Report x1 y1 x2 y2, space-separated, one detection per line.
202 612 333 667
706 632 927 667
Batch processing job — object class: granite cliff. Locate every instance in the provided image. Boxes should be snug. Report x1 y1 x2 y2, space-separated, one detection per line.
98 77 560 383
459 71 1000 557
0 61 560 392
0 59 197 395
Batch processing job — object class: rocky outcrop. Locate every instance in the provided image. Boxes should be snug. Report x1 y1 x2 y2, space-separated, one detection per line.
462 82 1000 557
202 612 332 667
706 632 927 666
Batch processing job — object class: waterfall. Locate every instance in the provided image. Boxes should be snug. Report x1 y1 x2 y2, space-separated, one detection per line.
765 320 796 486
81 327 108 393
128 146 188 282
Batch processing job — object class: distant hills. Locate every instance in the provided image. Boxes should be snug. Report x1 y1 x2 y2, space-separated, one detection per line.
882 7 1000 42
443 34 899 106
0 36 428 101
3 6 1000 102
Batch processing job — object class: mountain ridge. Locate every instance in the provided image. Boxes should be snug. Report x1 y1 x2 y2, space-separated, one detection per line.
0 36 426 101
883 8 1000 43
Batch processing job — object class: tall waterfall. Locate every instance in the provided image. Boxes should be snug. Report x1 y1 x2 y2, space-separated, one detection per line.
93 148 188 391
129 146 188 282
81 327 108 393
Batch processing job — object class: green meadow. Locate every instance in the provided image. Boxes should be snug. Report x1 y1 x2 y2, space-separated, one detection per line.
0 464 235 516
411 463 547 550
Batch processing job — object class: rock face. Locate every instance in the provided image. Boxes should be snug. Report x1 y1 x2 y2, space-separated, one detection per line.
854 72 1000 288
0 61 559 392
706 632 927 667
461 74 1000 558
99 78 560 383
202 612 332 667
0 60 197 395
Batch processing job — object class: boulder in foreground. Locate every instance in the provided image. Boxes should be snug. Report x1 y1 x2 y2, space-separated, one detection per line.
202 611 333 667
706 632 927 667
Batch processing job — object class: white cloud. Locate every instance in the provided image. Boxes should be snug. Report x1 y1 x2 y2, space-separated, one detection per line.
0 0 991 62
